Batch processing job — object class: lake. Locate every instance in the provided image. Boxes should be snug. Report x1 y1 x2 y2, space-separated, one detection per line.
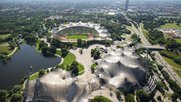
0 44 61 89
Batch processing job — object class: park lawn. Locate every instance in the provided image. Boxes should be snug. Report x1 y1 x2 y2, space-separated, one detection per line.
29 72 39 80
161 50 181 58
61 52 76 70
36 40 41 51
173 69 181 78
125 94 135 102
160 23 181 30
140 23 149 37
91 96 112 102
67 34 88 39
0 46 13 54
0 34 11 39
29 69 49 80
163 56 181 69
78 63 85 75
91 62 98 70
175 38 181 44
56 49 62 56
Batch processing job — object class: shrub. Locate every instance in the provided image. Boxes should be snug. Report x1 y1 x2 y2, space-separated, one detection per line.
38 69 45 77
174 58 181 65
10 94 22 102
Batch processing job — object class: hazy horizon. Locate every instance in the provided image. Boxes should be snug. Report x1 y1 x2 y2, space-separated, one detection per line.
1 0 180 3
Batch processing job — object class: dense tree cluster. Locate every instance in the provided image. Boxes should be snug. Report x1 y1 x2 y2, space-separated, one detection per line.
42 46 56 57
91 48 101 60
77 39 87 48
0 85 22 102
61 48 69 57
136 89 151 102
24 34 38 45
148 30 165 45
70 61 79 76
38 69 45 77
51 38 73 49
0 90 7 102
38 41 48 50
161 69 181 100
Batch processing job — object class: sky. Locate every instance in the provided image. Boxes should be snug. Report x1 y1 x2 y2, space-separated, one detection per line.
0 0 180 3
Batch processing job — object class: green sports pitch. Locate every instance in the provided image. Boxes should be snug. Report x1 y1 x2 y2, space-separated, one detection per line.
67 34 88 39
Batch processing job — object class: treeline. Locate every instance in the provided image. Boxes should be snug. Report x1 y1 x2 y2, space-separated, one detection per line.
0 35 13 43
0 18 42 34
134 15 181 61
0 85 22 102
161 69 181 101
51 38 112 49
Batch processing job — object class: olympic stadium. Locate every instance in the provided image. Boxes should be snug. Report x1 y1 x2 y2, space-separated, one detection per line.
50 22 110 41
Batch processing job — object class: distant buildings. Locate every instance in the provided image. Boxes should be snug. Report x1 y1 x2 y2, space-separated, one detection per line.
160 28 181 38
125 0 129 12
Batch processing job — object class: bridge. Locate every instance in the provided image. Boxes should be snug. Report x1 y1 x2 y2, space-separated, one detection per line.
142 45 165 51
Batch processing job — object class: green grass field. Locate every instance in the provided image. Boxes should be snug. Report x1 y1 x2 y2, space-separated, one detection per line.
160 23 181 30
0 34 11 39
125 94 135 102
91 62 98 70
91 96 112 102
29 72 39 80
56 49 62 56
163 56 181 69
60 52 76 69
161 50 181 58
78 63 85 75
140 23 149 37
0 46 13 54
173 69 181 78
175 38 181 44
67 34 88 39
60 52 84 74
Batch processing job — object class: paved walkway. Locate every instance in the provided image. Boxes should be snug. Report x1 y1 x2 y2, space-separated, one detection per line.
70 44 104 82
70 44 120 102
89 89 119 102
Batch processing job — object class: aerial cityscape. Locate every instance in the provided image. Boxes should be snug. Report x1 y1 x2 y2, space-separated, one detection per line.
0 0 181 102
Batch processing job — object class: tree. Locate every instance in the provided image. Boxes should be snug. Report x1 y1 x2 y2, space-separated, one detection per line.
61 48 69 57
77 39 83 47
125 94 135 102
10 94 22 102
0 90 7 102
41 46 56 57
91 48 101 60
155 81 164 91
172 93 179 101
161 70 170 79
70 61 79 76
136 90 151 102
9 41 16 50
38 69 45 77
174 58 181 65
24 34 37 45
12 85 21 93
39 41 47 50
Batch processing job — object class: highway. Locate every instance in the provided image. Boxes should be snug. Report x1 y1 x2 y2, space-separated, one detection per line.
122 12 181 86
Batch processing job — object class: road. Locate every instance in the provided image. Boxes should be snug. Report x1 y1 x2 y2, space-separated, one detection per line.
123 13 181 86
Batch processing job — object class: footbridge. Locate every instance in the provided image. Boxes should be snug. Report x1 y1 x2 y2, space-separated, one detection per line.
142 45 165 51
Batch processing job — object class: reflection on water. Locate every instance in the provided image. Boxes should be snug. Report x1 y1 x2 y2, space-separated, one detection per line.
0 44 61 89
